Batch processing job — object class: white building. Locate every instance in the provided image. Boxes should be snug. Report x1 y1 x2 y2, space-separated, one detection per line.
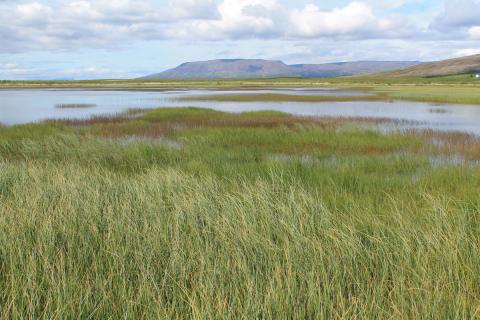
476 74 480 79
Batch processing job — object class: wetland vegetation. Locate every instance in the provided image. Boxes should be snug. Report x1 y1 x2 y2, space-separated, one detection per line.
1 105 480 318
2 74 480 105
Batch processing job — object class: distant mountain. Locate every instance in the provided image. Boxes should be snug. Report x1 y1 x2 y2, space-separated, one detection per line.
378 54 480 77
140 59 422 79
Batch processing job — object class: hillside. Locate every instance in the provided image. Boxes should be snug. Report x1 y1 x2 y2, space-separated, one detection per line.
379 54 480 77
140 59 421 79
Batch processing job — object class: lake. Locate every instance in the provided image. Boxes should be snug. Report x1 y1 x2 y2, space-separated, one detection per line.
1 88 480 135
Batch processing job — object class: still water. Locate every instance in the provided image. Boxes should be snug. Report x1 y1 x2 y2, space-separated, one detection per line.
1 88 480 135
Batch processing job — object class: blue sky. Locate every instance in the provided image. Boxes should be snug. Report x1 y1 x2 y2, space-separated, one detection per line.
0 0 479 79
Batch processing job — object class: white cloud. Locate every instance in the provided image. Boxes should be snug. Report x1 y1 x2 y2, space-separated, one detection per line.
52 66 137 79
0 63 18 69
362 0 423 10
0 0 469 57
289 2 414 39
0 0 429 53
456 48 480 56
15 2 53 26
164 0 282 40
0 63 33 76
291 2 376 37
432 0 480 31
171 0 219 20
469 26 480 39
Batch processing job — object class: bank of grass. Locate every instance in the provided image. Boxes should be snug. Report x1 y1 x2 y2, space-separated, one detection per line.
1 107 480 318
373 85 480 105
175 85 480 105
2 76 480 105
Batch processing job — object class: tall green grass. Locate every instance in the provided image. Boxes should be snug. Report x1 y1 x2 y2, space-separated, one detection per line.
0 108 480 318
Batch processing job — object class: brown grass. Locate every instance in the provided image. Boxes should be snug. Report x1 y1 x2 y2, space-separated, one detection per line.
406 129 480 159
378 54 480 78
54 109 398 139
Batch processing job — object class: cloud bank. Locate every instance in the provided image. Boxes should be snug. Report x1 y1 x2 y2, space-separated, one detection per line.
0 0 455 53
1 0 479 79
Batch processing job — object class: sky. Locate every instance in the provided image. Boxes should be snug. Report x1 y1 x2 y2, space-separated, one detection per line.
0 0 479 80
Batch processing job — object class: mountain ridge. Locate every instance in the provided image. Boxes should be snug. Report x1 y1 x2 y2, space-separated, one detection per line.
140 59 422 79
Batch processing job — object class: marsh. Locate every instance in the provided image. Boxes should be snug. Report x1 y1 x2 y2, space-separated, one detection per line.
2 88 480 135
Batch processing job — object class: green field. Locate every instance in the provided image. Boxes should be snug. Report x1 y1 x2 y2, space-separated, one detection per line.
373 85 480 105
1 106 480 318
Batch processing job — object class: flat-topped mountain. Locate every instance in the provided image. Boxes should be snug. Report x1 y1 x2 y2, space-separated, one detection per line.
140 59 421 79
378 54 480 77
